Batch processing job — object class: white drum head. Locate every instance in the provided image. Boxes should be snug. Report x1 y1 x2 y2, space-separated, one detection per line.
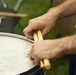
0 32 35 75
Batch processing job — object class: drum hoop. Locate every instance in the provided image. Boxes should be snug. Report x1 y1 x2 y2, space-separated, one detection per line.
0 32 33 43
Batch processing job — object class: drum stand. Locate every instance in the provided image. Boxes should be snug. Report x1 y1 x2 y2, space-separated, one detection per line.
0 0 7 8
0 0 24 33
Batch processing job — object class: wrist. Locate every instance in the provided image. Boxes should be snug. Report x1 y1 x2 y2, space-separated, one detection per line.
47 7 63 20
65 34 76 54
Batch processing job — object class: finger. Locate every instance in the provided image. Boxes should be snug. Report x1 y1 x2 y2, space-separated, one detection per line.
33 51 42 65
23 26 34 39
29 51 33 60
29 43 40 65
29 45 35 60
42 28 48 37
23 27 33 39
29 50 36 65
34 58 39 65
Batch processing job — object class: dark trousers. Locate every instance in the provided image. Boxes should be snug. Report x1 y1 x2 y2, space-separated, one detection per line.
68 55 76 75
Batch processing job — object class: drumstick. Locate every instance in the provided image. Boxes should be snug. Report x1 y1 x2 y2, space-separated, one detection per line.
0 12 28 17
33 31 45 68
37 30 51 70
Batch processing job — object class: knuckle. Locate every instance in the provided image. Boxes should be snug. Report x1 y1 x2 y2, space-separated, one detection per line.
34 52 37 56
34 52 39 58
32 44 34 49
26 35 30 39
29 20 33 24
23 28 26 33
34 41 39 45
35 60 39 65
33 47 36 51
32 45 36 51
23 28 28 34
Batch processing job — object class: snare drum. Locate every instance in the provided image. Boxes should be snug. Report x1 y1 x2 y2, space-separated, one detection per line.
0 32 44 75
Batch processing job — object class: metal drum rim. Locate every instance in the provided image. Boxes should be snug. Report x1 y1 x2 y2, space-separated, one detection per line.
0 32 33 43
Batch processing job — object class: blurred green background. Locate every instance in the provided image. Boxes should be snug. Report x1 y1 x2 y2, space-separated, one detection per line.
0 0 68 75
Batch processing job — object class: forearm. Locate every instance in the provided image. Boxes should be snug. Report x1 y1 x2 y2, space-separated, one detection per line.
65 34 76 54
58 0 76 19
47 0 76 20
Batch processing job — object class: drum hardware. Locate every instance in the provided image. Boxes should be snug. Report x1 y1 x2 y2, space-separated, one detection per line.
0 0 26 18
0 0 26 33
27 53 33 60
0 16 5 25
0 0 7 8
14 0 24 12
33 30 51 70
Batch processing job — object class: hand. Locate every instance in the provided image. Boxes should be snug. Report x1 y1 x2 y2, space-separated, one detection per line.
30 37 68 64
23 8 59 39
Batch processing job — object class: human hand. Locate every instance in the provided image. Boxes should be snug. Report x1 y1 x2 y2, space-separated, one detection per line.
30 37 69 64
23 8 59 39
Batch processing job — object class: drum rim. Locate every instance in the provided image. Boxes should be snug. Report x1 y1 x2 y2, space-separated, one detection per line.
0 32 33 43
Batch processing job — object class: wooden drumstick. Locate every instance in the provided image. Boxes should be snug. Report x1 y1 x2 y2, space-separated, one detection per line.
37 30 51 70
0 12 28 17
33 31 44 68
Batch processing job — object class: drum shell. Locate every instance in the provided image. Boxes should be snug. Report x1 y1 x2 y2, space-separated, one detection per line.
0 32 44 75
20 66 44 75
